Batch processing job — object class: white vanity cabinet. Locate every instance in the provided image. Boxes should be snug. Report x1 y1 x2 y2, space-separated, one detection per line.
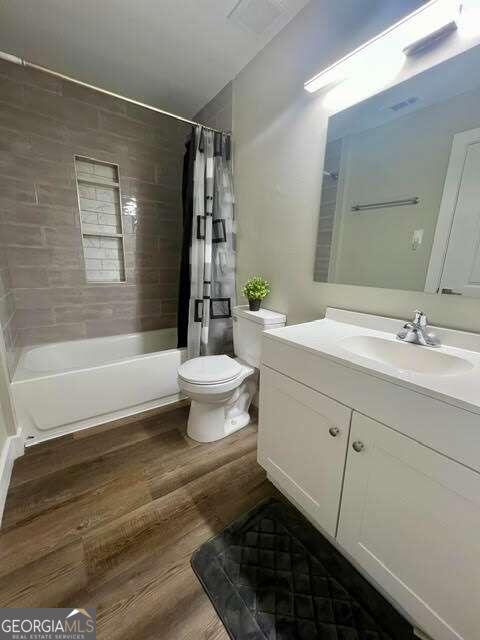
258 309 480 640
338 412 480 640
258 366 351 537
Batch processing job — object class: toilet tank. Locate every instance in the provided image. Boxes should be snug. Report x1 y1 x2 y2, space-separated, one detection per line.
233 305 286 367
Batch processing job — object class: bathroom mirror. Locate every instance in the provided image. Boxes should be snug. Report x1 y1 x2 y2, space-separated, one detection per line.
314 44 480 297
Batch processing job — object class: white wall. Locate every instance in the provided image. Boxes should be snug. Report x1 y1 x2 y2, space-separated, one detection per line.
233 0 480 331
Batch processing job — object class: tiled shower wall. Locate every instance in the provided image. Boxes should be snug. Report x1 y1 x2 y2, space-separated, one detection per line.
314 139 342 282
0 58 191 373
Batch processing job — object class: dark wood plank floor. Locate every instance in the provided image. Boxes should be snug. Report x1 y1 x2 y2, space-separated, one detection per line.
0 404 279 639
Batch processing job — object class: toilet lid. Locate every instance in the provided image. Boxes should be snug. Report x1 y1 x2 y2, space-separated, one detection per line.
178 355 243 384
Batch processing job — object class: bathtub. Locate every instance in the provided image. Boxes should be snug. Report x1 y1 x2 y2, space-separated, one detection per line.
11 328 187 445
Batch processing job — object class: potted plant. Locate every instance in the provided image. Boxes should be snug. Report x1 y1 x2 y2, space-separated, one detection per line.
242 276 271 311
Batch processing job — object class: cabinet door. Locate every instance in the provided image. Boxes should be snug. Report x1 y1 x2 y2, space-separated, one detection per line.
338 412 480 640
258 366 351 537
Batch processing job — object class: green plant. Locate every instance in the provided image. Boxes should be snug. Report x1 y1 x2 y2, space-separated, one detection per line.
242 276 271 301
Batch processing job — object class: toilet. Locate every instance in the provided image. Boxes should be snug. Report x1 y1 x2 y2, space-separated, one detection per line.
178 305 286 442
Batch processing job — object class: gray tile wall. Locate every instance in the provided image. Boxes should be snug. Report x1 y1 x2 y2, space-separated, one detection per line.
0 59 190 370
314 139 342 282
194 82 232 132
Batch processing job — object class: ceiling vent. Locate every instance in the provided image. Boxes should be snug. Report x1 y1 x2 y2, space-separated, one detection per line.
228 0 284 35
389 96 419 112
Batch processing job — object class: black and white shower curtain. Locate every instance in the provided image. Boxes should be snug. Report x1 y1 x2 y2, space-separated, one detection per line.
177 126 235 358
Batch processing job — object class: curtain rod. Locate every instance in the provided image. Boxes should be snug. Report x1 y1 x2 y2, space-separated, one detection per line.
0 50 231 136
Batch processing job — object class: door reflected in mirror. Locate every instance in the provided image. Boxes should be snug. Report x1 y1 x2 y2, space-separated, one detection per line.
314 44 480 297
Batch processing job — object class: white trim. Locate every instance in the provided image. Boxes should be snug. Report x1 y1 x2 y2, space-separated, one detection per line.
425 127 480 292
0 431 24 526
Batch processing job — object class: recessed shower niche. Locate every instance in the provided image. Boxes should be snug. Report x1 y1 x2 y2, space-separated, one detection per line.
74 156 126 283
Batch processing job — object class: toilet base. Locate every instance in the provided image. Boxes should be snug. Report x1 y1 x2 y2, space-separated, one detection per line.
187 401 251 443
186 375 257 443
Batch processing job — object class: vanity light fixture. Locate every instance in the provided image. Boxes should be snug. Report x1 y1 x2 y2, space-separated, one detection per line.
304 0 461 94
403 20 457 56
402 0 459 56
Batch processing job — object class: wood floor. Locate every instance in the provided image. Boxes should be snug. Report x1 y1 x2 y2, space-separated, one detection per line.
0 404 279 639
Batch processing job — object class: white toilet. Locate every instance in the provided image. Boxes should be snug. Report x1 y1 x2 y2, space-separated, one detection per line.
178 305 286 442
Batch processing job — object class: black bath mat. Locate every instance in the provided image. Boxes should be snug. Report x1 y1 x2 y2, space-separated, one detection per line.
191 500 413 640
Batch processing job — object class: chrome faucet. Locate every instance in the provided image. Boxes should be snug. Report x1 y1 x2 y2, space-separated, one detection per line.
396 310 440 347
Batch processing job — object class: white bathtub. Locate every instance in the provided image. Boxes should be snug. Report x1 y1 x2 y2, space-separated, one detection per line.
12 328 187 445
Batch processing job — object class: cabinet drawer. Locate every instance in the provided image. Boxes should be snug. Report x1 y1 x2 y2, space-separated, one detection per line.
338 412 480 640
258 366 352 537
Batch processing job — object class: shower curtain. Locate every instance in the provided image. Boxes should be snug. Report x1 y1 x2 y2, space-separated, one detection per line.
177 126 236 358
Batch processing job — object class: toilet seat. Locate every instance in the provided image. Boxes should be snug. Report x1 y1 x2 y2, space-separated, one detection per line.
178 356 253 397
178 355 243 385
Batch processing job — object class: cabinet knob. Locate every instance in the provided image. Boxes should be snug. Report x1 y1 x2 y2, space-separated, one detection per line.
329 426 340 437
352 440 364 452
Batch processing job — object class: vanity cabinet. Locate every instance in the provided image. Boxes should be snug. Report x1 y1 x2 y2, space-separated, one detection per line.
259 323 480 640
258 366 351 537
338 412 480 640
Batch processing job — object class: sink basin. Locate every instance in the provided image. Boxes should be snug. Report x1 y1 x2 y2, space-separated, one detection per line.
340 335 474 376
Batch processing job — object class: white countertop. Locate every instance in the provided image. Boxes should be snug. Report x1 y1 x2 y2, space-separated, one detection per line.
264 308 480 416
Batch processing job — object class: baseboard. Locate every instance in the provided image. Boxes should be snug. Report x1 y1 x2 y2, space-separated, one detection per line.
0 431 24 526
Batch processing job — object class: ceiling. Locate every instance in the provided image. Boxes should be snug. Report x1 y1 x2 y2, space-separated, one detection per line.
0 0 310 118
